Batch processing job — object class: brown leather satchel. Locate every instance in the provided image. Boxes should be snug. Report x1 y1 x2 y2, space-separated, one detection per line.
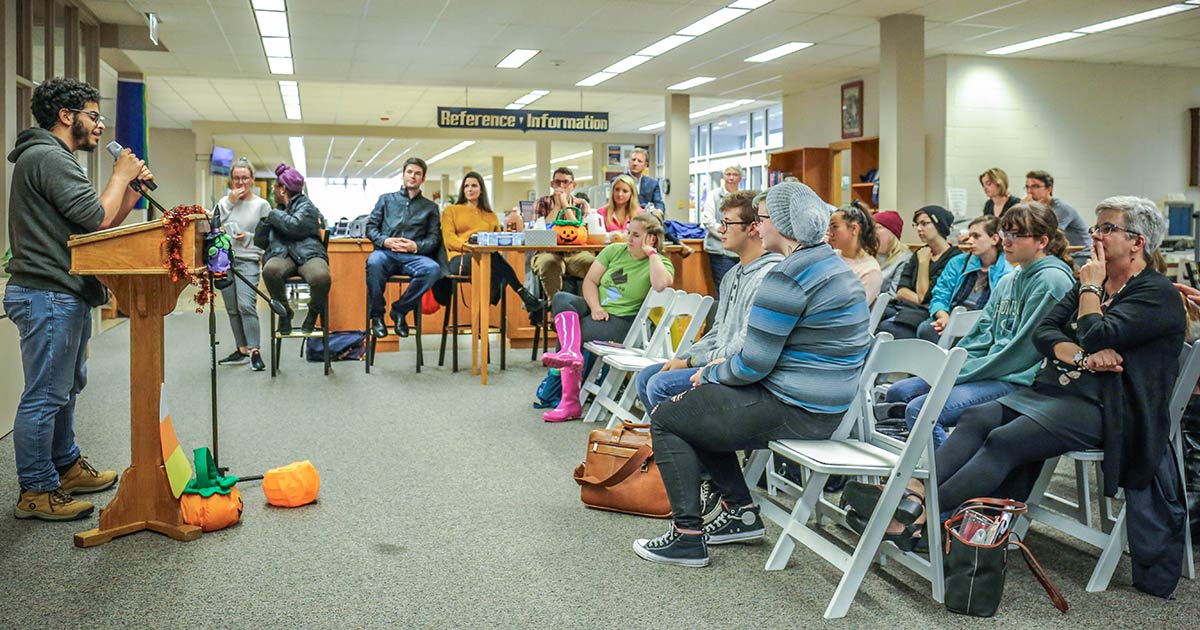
573 422 671 518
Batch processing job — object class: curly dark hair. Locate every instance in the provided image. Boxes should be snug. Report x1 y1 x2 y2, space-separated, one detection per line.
32 78 101 130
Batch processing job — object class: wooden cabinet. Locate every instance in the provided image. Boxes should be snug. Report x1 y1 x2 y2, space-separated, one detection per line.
848 137 879 208
768 147 833 201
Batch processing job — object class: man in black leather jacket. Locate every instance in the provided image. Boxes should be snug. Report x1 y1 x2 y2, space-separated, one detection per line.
365 157 445 338
256 162 330 334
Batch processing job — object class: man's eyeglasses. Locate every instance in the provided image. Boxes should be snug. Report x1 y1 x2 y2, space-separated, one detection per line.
551 179 573 187
1088 222 1141 237
1024 183 1046 191
68 109 106 124
720 220 753 230
1000 231 1033 241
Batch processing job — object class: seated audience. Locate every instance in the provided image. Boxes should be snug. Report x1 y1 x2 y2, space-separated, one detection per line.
851 196 1183 552
257 163 330 335
884 203 1076 447
1024 169 1090 267
917 215 1015 343
877 205 962 339
439 171 544 312
634 191 782 412
873 210 911 295
531 167 595 300
632 182 871 568
827 204 883 305
364 157 444 339
540 215 675 422
596 174 644 239
980 167 1019 217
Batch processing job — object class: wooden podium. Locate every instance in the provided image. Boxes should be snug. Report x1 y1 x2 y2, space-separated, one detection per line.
67 216 208 547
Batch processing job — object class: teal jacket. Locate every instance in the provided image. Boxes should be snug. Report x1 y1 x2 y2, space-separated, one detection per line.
953 255 1076 385
928 251 1016 317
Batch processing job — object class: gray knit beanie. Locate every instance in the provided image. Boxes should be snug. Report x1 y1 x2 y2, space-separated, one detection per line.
766 182 831 246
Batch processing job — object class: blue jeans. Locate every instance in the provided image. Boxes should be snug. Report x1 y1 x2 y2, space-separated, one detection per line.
635 362 701 413
884 376 1020 448
4 286 90 491
365 250 442 319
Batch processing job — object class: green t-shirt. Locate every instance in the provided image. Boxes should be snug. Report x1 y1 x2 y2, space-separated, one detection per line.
595 242 674 317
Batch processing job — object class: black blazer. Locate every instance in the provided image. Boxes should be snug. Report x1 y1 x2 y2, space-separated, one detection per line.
983 195 1019 217
1033 269 1186 496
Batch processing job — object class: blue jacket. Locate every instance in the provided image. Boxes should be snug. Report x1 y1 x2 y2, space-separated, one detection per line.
365 189 442 258
927 251 1015 317
632 173 665 211
952 255 1075 385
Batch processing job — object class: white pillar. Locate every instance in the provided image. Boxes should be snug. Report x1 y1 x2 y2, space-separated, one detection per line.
1 0 16 254
591 142 606 190
664 93 690 221
535 140 551 198
440 174 450 205
879 13 925 212
491 155 504 210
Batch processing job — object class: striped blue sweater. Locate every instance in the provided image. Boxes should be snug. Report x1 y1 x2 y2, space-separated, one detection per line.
701 243 872 413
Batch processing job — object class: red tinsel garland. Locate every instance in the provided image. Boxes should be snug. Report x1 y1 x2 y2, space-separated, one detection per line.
162 204 213 312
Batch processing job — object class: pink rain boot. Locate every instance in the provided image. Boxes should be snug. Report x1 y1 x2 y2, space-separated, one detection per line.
541 310 584 369
543 366 582 422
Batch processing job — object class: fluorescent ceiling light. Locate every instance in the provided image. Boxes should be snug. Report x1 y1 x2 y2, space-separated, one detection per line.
745 41 813 62
690 99 755 119
427 141 476 165
637 35 693 56
552 150 592 163
576 71 616 87
289 136 306 177
284 103 301 120
267 57 294 74
252 0 286 10
1074 4 1196 34
986 32 1083 55
261 37 291 58
496 49 539 68
667 76 715 90
254 10 289 37
282 94 300 106
639 121 666 131
279 84 299 97
730 0 773 8
504 103 524 110
515 90 548 105
677 8 748 37
604 55 652 74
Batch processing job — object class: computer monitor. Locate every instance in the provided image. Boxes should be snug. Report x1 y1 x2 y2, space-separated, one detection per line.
1167 201 1195 237
519 200 535 222
210 146 234 176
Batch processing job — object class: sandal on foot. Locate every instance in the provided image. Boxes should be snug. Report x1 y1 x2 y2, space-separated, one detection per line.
845 509 926 553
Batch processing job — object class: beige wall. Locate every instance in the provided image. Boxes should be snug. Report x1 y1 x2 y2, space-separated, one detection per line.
147 127 200 208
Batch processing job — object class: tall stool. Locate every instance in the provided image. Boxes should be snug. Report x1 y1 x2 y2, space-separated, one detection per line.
438 274 507 373
270 230 331 377
531 276 580 360
364 275 425 374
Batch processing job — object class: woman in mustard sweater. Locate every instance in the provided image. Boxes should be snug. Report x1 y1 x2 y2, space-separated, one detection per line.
440 172 544 311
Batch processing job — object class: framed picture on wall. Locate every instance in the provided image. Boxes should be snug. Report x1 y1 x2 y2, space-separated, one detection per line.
841 80 864 139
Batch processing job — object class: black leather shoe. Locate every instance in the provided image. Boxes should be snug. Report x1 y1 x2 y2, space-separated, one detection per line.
277 316 293 336
370 318 388 339
301 311 319 334
394 318 410 338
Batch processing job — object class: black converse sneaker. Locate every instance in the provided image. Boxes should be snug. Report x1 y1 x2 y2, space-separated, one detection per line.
700 480 723 525
218 350 249 365
633 524 709 567
703 501 765 545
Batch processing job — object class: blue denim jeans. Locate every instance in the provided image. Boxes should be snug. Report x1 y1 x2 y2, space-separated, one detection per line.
4 285 90 491
635 362 701 413
365 250 443 319
884 376 1020 448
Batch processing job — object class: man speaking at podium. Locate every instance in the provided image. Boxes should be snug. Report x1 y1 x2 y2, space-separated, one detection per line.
4 78 153 521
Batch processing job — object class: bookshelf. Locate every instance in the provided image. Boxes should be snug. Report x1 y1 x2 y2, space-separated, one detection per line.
767 147 833 201
848 137 879 208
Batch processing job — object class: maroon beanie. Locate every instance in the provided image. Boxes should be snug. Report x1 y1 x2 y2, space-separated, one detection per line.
275 163 305 195
874 210 903 239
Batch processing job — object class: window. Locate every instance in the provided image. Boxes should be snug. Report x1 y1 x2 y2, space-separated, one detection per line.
698 124 710 158
710 114 748 154
767 105 783 147
751 109 766 148
750 166 763 191
690 126 699 158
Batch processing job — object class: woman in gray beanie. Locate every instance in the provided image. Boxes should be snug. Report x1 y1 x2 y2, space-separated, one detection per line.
877 205 963 339
633 182 873 568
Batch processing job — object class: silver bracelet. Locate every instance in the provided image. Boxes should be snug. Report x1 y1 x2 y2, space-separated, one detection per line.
1079 284 1103 298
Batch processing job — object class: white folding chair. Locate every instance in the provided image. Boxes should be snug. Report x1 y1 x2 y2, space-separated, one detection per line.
760 337 968 619
578 289 678 409
1016 341 1200 592
937 306 983 349
868 292 892 334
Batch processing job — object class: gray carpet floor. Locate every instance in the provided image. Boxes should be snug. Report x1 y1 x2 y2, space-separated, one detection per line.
0 310 1196 629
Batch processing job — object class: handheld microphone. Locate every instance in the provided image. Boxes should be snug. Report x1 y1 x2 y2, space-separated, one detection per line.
105 141 158 191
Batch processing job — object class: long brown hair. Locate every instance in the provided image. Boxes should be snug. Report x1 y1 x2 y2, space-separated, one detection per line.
999 202 1073 268
455 171 492 212
835 204 879 257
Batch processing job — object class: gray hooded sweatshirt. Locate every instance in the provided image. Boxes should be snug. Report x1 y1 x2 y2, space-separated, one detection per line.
6 128 108 306
678 250 783 364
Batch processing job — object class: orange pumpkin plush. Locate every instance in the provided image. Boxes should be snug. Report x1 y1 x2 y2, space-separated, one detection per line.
179 447 243 532
552 207 588 246
263 460 321 507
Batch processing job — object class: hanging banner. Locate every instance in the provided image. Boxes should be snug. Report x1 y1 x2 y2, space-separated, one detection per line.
437 107 609 133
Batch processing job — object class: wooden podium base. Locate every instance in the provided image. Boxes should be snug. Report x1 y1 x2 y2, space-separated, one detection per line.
74 461 202 548
75 519 202 548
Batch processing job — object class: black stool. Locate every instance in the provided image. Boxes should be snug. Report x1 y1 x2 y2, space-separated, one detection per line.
365 275 425 373
270 279 330 377
438 274 507 373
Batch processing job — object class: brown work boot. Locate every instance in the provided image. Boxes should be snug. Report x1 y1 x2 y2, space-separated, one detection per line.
58 456 118 494
14 488 94 521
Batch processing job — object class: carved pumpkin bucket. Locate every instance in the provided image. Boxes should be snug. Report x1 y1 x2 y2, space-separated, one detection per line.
552 207 588 246
263 460 321 507
180 447 243 532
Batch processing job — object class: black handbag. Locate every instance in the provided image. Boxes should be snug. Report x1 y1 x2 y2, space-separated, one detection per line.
943 498 1068 617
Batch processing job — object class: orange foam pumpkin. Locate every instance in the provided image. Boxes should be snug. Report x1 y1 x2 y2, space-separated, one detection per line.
180 486 243 532
263 460 321 507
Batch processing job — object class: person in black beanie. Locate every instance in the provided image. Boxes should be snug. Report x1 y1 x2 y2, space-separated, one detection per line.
877 205 962 339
